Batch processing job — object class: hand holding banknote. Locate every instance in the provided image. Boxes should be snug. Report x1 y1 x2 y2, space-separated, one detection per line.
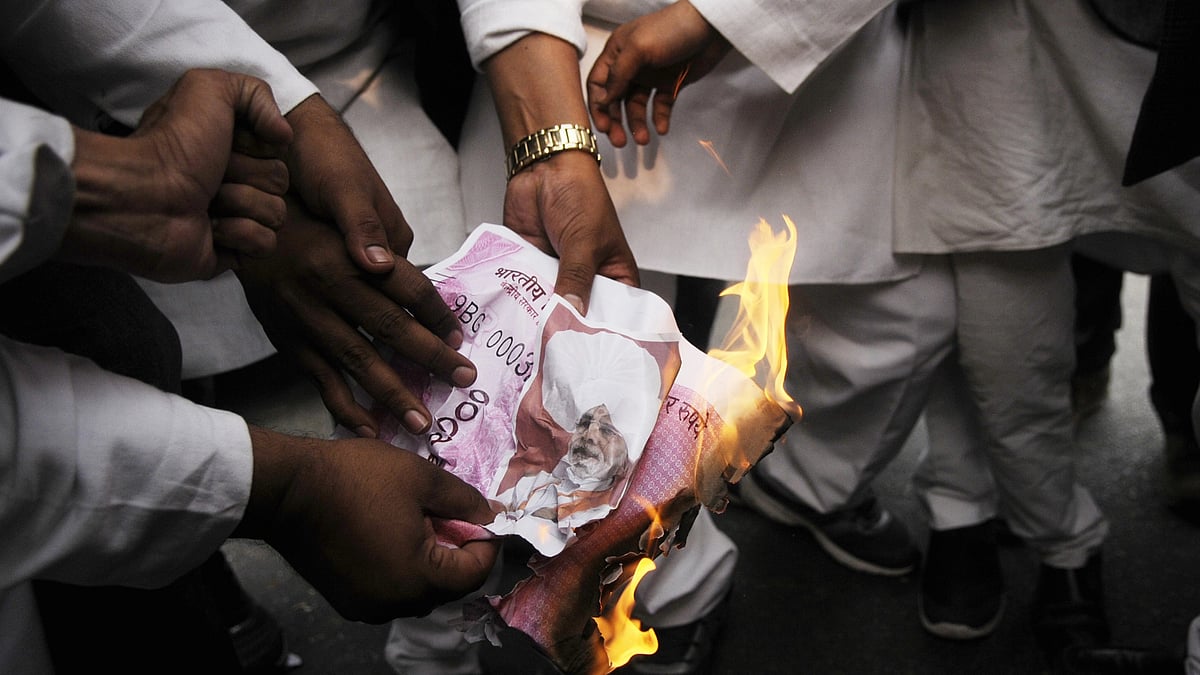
238 198 477 437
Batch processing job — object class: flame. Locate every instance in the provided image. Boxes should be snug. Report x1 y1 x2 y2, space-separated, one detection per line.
697 139 733 177
595 557 659 671
700 216 802 480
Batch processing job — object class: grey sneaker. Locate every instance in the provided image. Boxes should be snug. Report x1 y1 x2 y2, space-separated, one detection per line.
729 471 919 576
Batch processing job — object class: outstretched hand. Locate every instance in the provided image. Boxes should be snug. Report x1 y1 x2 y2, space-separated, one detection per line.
238 197 476 438
586 0 730 147
63 68 292 282
235 427 499 622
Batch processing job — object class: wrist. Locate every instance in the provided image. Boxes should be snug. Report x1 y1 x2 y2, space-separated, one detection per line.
234 426 310 540
506 123 601 181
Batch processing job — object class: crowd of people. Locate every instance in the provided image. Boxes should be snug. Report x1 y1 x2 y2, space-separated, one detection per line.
2 1 1198 674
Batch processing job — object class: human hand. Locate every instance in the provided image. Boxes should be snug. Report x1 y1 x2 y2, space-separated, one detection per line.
237 197 476 437
235 427 498 622
586 0 731 147
503 151 639 313
63 68 292 282
284 95 413 274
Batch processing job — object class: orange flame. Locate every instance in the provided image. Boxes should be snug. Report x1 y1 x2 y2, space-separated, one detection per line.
595 557 659 671
697 139 733 177
708 215 798 413
699 216 802 482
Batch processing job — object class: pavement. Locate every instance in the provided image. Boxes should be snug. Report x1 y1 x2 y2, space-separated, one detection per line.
219 273 1200 675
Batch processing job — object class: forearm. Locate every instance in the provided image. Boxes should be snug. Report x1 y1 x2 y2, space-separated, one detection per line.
484 33 592 147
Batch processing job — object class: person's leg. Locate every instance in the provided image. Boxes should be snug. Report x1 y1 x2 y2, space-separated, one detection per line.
735 256 956 575
1147 272 1200 520
913 355 1005 639
1071 253 1125 421
673 275 727 352
951 246 1109 668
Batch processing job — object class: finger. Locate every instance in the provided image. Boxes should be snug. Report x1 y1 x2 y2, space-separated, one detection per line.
225 152 289 195
424 540 500 598
290 343 380 437
232 127 289 160
336 270 477 390
421 466 496 526
333 199 405 274
624 87 653 146
211 182 287 231
229 73 294 148
554 257 599 315
586 51 618 133
377 261 467 348
607 98 630 149
289 296 433 434
212 217 278 258
651 90 677 136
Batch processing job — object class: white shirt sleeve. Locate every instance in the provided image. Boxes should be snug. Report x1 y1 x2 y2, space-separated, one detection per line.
456 0 589 69
0 336 253 590
0 0 319 129
0 98 75 285
689 0 894 93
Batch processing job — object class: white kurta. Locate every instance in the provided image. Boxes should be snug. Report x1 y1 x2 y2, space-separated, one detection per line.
458 0 911 284
896 0 1200 260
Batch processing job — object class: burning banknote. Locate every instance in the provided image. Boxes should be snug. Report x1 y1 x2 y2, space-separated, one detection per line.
349 223 795 673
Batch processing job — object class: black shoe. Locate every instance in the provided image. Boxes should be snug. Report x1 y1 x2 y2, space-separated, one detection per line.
1032 552 1111 673
1164 432 1200 525
1060 645 1183 674
919 522 1006 640
612 588 731 675
729 472 919 576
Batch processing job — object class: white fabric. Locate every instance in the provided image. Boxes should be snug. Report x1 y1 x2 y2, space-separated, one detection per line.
0 0 318 129
895 0 1200 258
459 2 919 284
757 257 959 512
0 336 252 590
0 99 74 285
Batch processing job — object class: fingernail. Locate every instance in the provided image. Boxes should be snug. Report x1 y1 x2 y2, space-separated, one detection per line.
404 410 429 433
446 328 464 350
452 365 477 388
355 425 377 439
564 294 585 314
367 245 393 264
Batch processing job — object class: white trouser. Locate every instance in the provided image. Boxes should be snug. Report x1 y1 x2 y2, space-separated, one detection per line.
385 509 736 674
755 257 960 512
932 246 1108 568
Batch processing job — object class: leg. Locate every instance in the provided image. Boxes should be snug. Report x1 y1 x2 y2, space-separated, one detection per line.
914 355 1006 639
734 257 957 575
951 246 1109 668
1071 253 1125 420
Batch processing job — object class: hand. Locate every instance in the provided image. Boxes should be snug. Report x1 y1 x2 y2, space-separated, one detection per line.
284 95 413 274
586 0 731 147
237 197 476 437
63 68 292 282
234 427 499 622
504 151 639 313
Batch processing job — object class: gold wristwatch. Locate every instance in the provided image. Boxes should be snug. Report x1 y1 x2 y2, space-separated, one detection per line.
506 123 602 181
